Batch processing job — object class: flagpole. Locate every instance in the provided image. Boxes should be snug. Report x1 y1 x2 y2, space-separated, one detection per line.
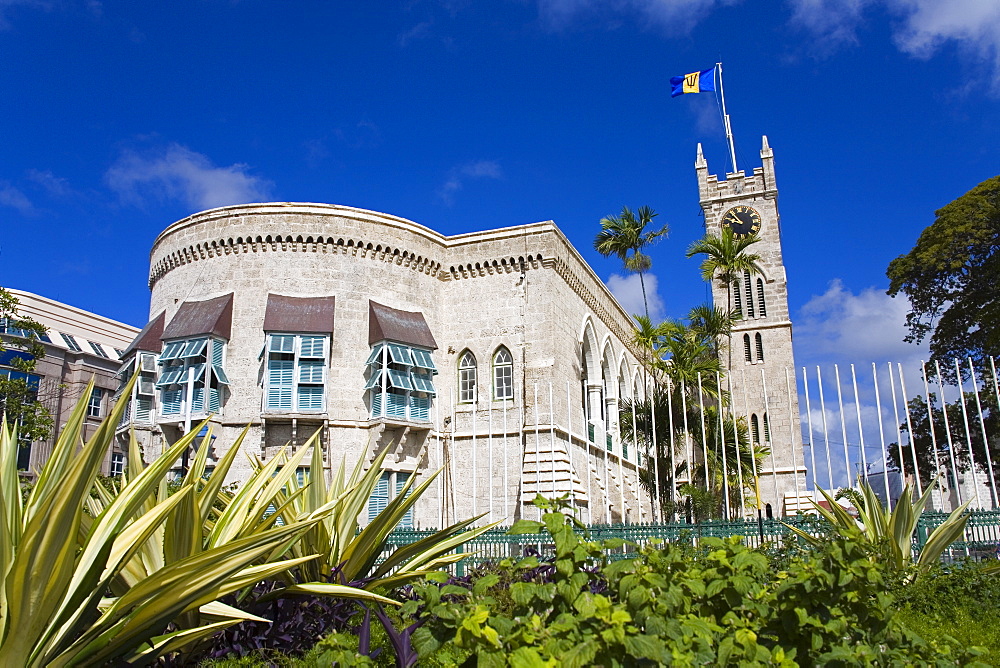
716 62 738 174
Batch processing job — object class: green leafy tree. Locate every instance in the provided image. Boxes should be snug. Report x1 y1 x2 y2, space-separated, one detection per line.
887 175 1000 373
0 287 53 451
594 205 668 320
685 227 762 369
620 305 756 519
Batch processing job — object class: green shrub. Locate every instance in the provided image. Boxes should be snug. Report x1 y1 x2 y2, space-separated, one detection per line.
403 496 985 667
895 562 1000 662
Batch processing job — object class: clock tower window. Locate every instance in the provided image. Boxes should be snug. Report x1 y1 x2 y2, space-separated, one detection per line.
743 334 752 363
755 333 764 362
757 279 767 317
744 272 755 318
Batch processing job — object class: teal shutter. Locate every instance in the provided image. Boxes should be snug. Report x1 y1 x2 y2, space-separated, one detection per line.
181 338 208 358
208 388 221 413
298 360 324 384
191 387 205 413
410 348 436 371
387 344 414 365
300 336 325 358
161 389 182 415
269 334 295 354
298 385 323 412
386 392 407 418
372 391 384 417
396 472 413 527
267 359 294 410
409 396 430 422
368 472 391 522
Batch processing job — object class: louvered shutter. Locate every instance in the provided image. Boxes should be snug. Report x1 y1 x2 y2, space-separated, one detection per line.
269 334 295 354
300 336 325 358
208 388 221 413
298 360 324 384
267 359 294 410
368 472 391 522
386 392 407 418
409 396 430 422
297 386 323 412
161 389 183 415
191 387 205 413
135 396 153 423
396 472 413 527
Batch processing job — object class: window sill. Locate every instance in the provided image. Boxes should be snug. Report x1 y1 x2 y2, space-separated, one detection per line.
261 411 329 420
367 416 433 431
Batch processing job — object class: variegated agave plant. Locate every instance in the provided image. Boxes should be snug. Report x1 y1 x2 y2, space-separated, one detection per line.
0 377 392 667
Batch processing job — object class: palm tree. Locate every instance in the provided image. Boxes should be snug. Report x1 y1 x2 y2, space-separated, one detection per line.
594 206 669 320
685 227 763 371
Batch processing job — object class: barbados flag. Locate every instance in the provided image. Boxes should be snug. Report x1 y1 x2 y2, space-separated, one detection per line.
670 67 717 97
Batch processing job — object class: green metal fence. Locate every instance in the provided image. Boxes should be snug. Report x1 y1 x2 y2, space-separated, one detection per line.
383 510 1000 574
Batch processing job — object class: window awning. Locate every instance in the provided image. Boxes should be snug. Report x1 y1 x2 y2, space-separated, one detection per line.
121 311 166 357
161 293 234 342
263 294 335 334
368 301 436 350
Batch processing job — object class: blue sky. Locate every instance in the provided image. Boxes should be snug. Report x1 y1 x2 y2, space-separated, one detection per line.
1 0 998 380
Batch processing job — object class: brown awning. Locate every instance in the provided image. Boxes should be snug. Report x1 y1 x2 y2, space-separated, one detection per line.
122 311 166 356
368 301 436 349
161 293 234 341
263 294 335 334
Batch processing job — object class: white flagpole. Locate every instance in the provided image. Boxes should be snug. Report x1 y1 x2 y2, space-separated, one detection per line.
803 367 818 497
504 395 510 522
715 62 738 174
954 359 981 509
896 363 923 498
488 395 494 523
472 392 478 519
969 358 997 508
921 361 945 509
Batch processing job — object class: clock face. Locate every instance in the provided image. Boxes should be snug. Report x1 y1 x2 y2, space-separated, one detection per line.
722 205 762 238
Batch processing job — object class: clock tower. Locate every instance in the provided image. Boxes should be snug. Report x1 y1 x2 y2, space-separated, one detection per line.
695 136 806 516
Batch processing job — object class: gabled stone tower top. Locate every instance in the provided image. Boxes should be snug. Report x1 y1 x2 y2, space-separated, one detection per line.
695 136 777 204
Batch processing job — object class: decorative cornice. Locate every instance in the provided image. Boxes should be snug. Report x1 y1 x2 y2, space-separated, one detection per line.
149 235 443 289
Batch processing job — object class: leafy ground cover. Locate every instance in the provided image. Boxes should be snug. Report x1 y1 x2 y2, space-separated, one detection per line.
199 498 996 667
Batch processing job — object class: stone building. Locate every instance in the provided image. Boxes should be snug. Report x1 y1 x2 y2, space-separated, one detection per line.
120 203 651 527
2 288 139 476
696 137 807 514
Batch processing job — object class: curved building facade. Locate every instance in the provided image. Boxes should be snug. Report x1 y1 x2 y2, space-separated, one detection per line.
122 203 649 527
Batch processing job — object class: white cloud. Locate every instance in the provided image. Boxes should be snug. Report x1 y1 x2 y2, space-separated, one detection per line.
26 169 71 197
606 272 665 321
0 0 50 30
0 180 33 214
398 20 434 47
794 279 927 368
437 160 502 205
891 1 1000 82
787 0 1000 88
105 143 273 211
787 0 872 48
536 0 732 32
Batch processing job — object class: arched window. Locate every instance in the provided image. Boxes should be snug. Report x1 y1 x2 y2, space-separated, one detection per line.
751 413 761 444
733 278 743 318
744 272 755 318
763 412 771 442
755 333 764 362
493 347 513 400
743 334 752 363
756 278 766 317
458 351 477 403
